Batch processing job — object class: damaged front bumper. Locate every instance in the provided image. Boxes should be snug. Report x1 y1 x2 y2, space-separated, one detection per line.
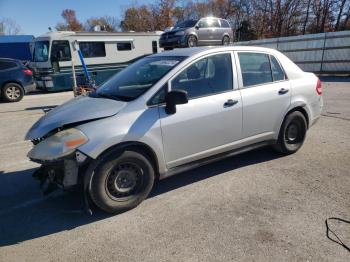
30 151 89 195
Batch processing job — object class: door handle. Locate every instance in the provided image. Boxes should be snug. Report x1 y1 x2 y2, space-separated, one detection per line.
278 88 289 95
224 99 238 107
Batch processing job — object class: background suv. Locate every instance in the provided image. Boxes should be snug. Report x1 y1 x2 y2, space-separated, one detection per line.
159 17 233 50
0 58 35 102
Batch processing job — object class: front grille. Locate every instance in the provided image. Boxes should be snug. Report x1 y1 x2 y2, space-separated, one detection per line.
161 32 177 40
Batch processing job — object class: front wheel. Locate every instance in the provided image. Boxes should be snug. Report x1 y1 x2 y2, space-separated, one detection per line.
187 35 197 47
2 83 24 102
90 150 155 213
273 111 307 154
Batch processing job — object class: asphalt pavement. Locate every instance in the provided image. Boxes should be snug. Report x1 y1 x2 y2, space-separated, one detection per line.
0 81 349 261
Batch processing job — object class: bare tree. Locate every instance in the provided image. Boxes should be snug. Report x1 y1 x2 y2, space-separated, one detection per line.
86 16 120 32
302 0 312 34
334 0 347 30
0 18 21 35
118 0 348 38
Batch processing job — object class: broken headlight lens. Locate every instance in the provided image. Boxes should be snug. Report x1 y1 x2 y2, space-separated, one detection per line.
28 128 88 161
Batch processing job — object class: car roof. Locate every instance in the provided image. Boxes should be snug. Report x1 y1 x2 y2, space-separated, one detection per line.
151 46 279 58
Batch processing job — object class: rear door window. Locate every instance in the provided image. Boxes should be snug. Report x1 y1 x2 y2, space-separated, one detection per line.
211 19 220 28
0 60 18 70
238 52 273 87
198 18 220 28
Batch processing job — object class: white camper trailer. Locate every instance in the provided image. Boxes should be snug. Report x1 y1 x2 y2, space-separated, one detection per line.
30 31 163 91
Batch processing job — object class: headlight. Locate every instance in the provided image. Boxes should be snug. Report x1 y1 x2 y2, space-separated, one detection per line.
175 31 185 36
28 128 88 161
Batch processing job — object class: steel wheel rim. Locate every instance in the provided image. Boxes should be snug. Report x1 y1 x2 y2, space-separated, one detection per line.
5 86 21 100
105 162 144 200
285 122 302 144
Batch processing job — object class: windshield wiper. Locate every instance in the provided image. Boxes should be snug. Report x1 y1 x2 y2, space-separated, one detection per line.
96 92 134 102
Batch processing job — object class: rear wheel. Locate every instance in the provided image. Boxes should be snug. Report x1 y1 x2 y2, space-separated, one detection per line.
222 36 230 46
273 111 307 154
90 150 155 213
2 83 24 102
187 35 197 47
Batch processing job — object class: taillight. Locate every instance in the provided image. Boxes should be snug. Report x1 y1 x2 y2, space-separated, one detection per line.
316 78 322 95
23 69 33 75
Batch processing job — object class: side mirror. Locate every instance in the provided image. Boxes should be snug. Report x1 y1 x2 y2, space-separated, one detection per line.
165 89 188 114
195 25 199 30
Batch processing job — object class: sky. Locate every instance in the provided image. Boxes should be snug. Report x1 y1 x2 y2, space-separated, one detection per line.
0 0 153 36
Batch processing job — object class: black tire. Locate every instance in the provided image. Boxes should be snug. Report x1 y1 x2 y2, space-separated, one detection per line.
273 111 307 154
187 35 197 47
90 150 155 213
222 36 230 46
164 47 173 51
2 83 24 102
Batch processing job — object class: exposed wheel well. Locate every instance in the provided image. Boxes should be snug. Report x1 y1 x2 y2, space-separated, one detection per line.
286 106 309 128
97 142 160 180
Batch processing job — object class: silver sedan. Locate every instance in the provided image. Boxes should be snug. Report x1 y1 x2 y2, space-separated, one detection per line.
26 46 323 213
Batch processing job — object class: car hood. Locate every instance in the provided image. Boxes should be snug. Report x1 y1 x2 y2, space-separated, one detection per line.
172 28 187 32
163 28 186 34
25 95 127 140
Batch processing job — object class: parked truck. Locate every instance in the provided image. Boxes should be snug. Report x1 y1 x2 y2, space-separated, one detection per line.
0 35 34 61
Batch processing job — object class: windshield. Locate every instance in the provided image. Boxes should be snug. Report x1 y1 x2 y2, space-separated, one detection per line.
96 56 186 101
33 41 49 62
174 20 198 29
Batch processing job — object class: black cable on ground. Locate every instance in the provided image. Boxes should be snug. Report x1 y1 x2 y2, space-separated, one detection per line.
325 217 350 252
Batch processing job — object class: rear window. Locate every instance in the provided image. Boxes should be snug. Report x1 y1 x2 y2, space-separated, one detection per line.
220 19 230 28
0 60 17 70
270 55 286 81
79 42 106 58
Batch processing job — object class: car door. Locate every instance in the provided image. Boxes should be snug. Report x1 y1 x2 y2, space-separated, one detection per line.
196 19 210 45
211 18 223 44
159 52 242 168
236 51 291 140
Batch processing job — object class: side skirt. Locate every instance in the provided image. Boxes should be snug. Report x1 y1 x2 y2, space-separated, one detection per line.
160 141 274 180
